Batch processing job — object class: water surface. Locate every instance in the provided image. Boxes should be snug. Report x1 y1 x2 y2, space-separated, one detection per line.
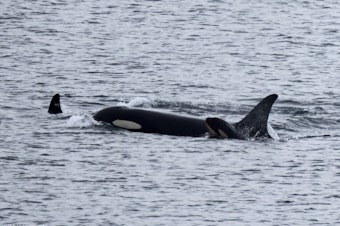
1 0 340 225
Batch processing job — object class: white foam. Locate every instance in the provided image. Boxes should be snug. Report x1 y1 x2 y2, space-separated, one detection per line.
65 114 98 128
117 97 154 108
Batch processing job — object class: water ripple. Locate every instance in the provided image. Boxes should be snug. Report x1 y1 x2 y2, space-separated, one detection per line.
1 0 340 225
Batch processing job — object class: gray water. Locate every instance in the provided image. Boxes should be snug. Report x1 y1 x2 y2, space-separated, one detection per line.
1 0 340 225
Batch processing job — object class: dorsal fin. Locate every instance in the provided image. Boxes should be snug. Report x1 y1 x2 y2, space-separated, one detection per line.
234 94 278 139
48 94 62 114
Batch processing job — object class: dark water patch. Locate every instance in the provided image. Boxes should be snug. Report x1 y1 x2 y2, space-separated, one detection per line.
95 177 128 183
0 156 19 161
17 160 39 166
325 195 340 199
72 179 92 183
296 116 332 127
277 200 294 205
241 169 262 173
0 16 25 20
19 176 55 181
300 134 332 139
42 160 67 167
278 105 329 116
22 199 43 204
78 160 97 166
0 207 24 212
206 200 229 205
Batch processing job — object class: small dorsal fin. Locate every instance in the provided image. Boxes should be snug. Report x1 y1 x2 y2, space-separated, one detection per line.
48 94 62 114
234 94 278 139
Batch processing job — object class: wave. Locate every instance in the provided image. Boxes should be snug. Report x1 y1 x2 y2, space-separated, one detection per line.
117 97 155 108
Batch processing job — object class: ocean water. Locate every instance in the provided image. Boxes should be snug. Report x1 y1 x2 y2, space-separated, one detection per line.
1 0 340 225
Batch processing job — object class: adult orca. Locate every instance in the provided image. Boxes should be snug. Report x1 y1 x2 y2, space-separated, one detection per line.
48 94 278 140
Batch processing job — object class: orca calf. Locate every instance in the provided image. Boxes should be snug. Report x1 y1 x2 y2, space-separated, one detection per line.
48 94 278 140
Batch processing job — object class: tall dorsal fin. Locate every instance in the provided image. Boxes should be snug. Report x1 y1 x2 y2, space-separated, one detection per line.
48 94 62 114
234 94 278 139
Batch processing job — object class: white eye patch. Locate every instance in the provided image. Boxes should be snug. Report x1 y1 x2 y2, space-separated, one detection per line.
218 129 229 138
206 123 217 138
112 119 142 130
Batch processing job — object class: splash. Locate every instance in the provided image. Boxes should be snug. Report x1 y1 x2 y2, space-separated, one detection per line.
117 97 154 108
65 114 98 128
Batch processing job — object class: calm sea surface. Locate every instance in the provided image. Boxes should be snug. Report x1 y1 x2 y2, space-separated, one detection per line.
1 0 340 225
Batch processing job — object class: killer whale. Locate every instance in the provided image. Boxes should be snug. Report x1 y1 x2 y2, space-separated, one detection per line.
48 94 62 114
48 94 278 140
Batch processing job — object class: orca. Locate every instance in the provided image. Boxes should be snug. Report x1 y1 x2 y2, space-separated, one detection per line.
93 106 208 137
48 93 278 140
48 94 62 114
205 117 247 140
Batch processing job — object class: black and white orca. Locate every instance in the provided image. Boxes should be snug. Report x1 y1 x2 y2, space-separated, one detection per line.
48 94 278 140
